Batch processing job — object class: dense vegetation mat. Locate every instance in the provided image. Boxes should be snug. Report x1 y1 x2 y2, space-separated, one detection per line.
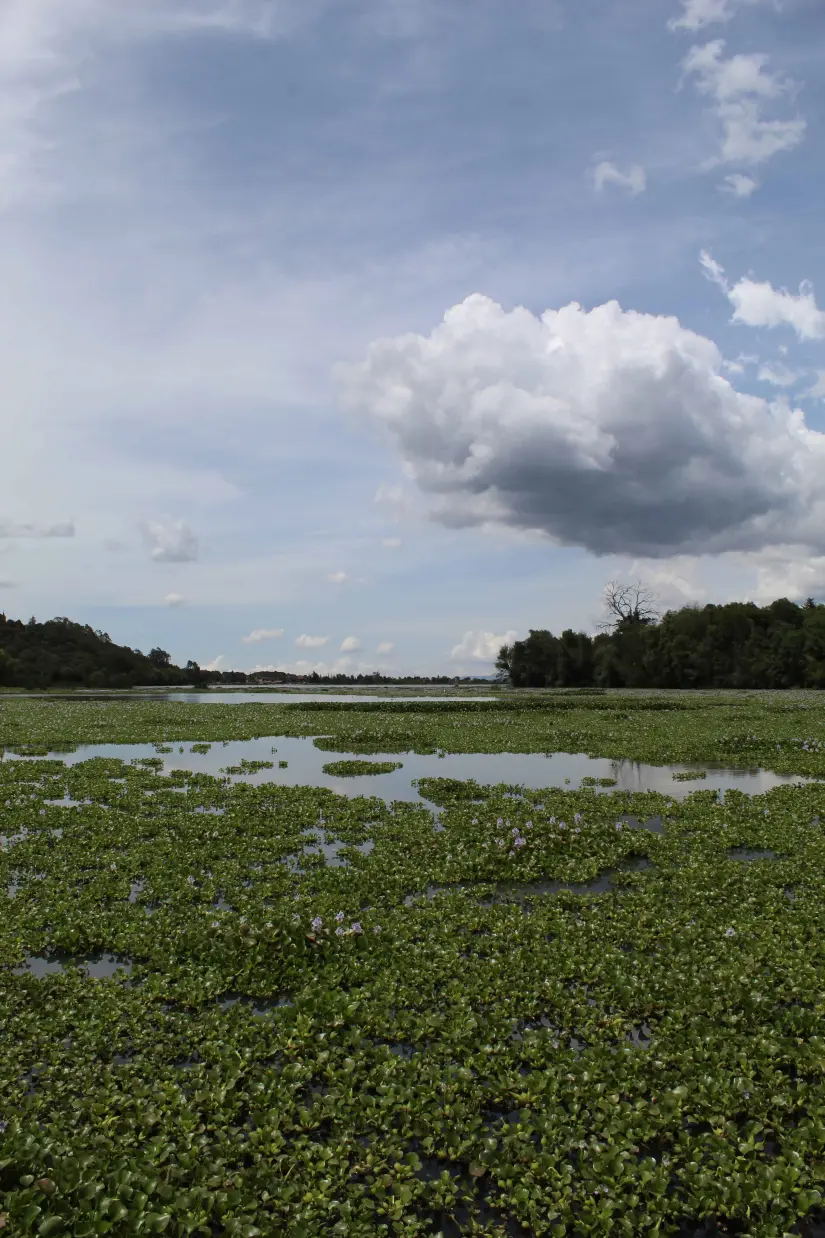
3 736 825 1235
2 693 825 778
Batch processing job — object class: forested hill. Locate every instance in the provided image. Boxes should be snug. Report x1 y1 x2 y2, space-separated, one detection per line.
0 615 195 689
498 596 825 690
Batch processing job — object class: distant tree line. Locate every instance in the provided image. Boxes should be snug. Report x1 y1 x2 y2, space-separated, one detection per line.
497 590 825 690
0 615 201 690
0 614 491 690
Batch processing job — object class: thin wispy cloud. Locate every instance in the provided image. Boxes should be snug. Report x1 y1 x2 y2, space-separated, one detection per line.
682 40 805 168
669 0 767 32
295 633 328 649
721 172 758 196
142 517 199 563
701 250 825 339
241 627 285 644
593 161 646 196
0 520 74 538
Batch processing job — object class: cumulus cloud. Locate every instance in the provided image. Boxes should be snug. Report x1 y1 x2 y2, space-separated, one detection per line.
204 654 229 671
339 292 825 560
683 40 805 167
295 633 328 648
701 251 825 340
377 641 394 654
721 172 758 197
340 636 361 652
593 161 646 196
0 519 74 538
451 630 518 662
142 517 198 563
164 592 186 606
743 547 825 605
326 571 348 584
241 627 285 644
669 0 765 31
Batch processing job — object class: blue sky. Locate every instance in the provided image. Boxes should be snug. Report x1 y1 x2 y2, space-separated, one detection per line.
1 0 824 674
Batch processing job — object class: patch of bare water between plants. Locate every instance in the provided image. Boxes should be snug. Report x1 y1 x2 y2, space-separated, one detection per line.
1 736 815 806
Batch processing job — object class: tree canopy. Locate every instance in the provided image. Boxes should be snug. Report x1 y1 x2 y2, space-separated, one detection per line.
0 615 196 690
498 595 825 689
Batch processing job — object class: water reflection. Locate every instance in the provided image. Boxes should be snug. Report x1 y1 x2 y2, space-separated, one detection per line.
13 953 133 979
3 736 814 805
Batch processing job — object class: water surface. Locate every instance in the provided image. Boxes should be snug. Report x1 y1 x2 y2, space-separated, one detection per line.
3 735 814 804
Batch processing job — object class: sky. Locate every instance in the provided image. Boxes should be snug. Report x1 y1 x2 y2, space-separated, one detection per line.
1 0 824 676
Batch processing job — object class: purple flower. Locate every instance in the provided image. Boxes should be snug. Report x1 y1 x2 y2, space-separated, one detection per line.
615 823 623 831
374 925 381 934
351 922 363 935
0 1120 6 1134
525 821 532 830
574 813 582 824
336 926 345 936
724 927 736 938
335 911 345 923
514 836 527 849
311 916 323 931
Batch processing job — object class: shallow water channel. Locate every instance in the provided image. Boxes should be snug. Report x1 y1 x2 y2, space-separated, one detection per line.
3 735 815 804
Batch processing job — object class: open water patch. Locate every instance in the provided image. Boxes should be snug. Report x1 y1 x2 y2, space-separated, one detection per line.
12 953 133 979
407 857 655 905
1 737 813 807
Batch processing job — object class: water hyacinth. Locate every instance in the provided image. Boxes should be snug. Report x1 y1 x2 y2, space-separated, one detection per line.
1 691 825 1235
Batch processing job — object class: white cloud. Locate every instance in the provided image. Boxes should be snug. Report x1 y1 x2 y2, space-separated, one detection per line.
142 517 199 563
295 633 329 648
593 161 646 196
805 373 825 401
721 172 758 197
701 250 825 340
742 547 825 605
241 627 284 644
373 484 415 521
204 654 229 671
669 0 766 32
340 635 361 652
451 630 518 662
340 292 825 560
326 571 348 584
0 579 17 589
377 641 394 654
683 40 805 167
757 362 800 388
164 592 186 606
0 519 74 538
381 537 403 548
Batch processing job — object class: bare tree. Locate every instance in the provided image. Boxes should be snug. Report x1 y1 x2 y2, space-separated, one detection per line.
598 579 660 632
